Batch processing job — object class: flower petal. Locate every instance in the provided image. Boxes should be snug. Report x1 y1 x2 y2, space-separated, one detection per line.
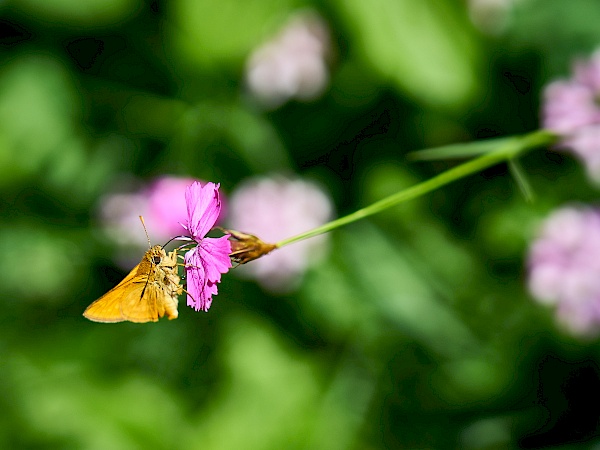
185 181 222 240
184 235 232 312
199 235 232 281
185 248 210 311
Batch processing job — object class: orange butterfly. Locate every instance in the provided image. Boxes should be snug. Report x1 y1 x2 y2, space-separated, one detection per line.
83 219 182 323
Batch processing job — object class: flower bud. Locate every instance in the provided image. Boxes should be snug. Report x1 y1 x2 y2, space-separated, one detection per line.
226 230 278 265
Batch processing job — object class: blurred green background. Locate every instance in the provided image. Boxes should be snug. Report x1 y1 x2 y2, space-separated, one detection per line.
2 0 600 448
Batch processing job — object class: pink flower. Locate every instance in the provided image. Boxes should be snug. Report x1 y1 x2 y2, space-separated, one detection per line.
574 51 600 92
146 176 199 238
183 182 232 312
99 175 200 268
541 49 600 182
542 81 600 134
228 176 333 292
527 206 600 336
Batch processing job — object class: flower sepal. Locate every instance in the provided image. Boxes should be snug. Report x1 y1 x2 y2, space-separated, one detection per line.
223 229 278 265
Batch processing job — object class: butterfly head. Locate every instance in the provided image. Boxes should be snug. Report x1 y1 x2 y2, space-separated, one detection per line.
147 245 167 266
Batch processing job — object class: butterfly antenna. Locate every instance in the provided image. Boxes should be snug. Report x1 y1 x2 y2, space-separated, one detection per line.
162 235 190 248
139 216 152 249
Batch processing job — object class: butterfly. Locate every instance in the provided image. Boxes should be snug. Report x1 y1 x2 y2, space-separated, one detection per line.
83 219 183 323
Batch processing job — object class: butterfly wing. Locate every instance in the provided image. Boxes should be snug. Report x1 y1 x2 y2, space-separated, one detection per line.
118 278 161 323
83 264 147 323
84 246 181 323
119 259 180 322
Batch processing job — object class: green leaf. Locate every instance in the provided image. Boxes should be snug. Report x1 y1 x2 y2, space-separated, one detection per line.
508 158 535 203
14 0 141 25
169 0 300 69
333 0 482 110
340 224 480 358
407 136 519 161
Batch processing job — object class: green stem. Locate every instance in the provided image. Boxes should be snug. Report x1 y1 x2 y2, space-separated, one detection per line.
276 130 556 248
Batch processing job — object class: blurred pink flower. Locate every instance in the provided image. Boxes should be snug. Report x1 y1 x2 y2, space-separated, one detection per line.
146 176 199 238
228 176 333 292
245 11 331 108
574 50 600 92
183 181 232 312
100 176 198 246
542 49 600 182
527 206 600 336
542 81 600 134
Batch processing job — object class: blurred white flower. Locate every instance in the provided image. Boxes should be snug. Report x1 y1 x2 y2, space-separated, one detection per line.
245 11 331 108
99 189 150 248
527 206 600 337
228 176 333 292
467 0 521 35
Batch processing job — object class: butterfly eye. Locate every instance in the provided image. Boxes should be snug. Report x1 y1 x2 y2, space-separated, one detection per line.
153 256 161 264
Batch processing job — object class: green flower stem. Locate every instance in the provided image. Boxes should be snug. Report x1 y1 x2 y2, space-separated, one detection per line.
276 130 557 248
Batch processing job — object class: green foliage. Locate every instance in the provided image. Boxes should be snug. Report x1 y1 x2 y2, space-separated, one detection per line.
333 0 483 110
1 0 600 448
170 0 301 70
